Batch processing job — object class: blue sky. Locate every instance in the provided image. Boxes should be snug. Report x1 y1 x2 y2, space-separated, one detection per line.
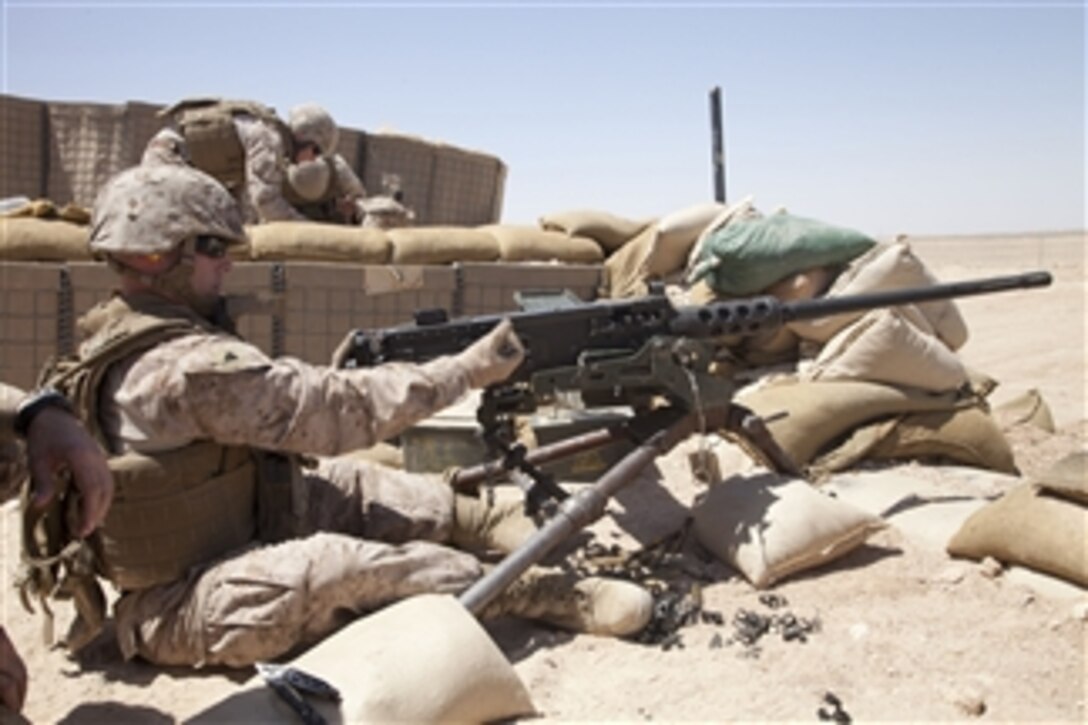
1 1 1084 237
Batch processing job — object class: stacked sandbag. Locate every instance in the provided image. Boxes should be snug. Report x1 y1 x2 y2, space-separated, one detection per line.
388 227 499 264
798 305 968 393
736 377 1017 476
947 452 1087 586
1 199 93 261
481 224 604 264
693 471 886 588
992 388 1057 433
246 221 391 263
604 201 729 298
537 208 650 254
788 239 968 350
722 266 838 367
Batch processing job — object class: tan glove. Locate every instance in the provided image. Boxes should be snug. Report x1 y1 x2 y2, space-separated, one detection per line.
458 318 525 388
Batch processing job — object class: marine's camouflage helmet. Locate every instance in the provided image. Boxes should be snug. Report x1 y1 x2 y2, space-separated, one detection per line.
89 164 246 255
288 103 339 155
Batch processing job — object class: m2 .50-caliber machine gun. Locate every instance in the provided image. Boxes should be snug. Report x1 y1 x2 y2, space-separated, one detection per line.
340 270 1049 503
338 271 1049 612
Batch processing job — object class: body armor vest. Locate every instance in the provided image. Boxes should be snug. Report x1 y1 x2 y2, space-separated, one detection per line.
164 98 296 194
20 294 302 650
43 294 260 592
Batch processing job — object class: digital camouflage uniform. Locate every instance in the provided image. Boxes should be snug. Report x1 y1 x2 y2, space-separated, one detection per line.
147 100 366 224
96 316 485 667
51 163 490 667
39 164 651 669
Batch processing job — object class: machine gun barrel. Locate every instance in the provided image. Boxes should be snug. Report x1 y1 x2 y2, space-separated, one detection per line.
781 270 1052 323
668 271 1051 337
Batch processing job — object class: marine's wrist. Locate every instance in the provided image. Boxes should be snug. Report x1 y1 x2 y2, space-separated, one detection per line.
13 387 74 439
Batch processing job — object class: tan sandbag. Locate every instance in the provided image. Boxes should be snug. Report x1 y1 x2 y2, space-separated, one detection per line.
0 217 92 261
247 222 390 263
481 224 603 264
737 325 800 367
655 201 729 276
730 267 833 365
693 472 885 589
867 405 1019 475
947 483 1088 587
992 388 1057 433
537 208 650 252
2 198 91 224
674 279 718 305
788 240 969 351
764 266 835 301
189 594 536 724
1036 452 1087 504
801 306 968 393
736 379 969 467
603 224 659 298
605 202 742 299
389 226 500 264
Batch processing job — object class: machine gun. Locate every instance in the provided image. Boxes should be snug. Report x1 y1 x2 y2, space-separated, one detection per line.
339 271 1051 518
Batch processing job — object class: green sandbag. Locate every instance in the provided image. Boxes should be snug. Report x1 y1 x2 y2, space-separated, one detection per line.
691 213 876 296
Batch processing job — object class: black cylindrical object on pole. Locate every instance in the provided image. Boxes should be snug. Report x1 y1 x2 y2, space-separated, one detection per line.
709 86 726 203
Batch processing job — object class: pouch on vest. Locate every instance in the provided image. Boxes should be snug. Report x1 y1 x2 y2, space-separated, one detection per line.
177 108 248 192
99 442 257 591
167 98 292 193
255 451 308 543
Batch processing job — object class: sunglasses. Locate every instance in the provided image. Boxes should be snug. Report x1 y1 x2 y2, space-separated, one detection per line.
194 235 231 259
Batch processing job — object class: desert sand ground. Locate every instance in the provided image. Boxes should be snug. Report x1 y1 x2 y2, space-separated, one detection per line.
1 230 1084 723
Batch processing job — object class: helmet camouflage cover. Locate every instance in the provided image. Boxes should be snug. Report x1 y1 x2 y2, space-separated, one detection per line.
288 103 339 154
89 164 246 255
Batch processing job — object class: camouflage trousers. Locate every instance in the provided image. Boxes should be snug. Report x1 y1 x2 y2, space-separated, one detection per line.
112 455 482 668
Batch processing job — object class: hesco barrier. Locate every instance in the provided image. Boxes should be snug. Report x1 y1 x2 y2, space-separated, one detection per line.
0 94 506 227
0 261 605 390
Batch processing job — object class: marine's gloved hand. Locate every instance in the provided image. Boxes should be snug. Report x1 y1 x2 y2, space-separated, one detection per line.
26 407 114 538
458 319 525 388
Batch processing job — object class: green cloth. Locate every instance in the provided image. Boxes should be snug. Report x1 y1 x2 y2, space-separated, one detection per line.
691 213 876 296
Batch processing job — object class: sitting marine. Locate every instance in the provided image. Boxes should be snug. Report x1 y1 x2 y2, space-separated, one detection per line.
22 163 652 668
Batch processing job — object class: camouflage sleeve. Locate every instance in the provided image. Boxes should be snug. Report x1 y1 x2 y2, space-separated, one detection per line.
331 154 366 199
107 333 475 455
233 117 306 223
